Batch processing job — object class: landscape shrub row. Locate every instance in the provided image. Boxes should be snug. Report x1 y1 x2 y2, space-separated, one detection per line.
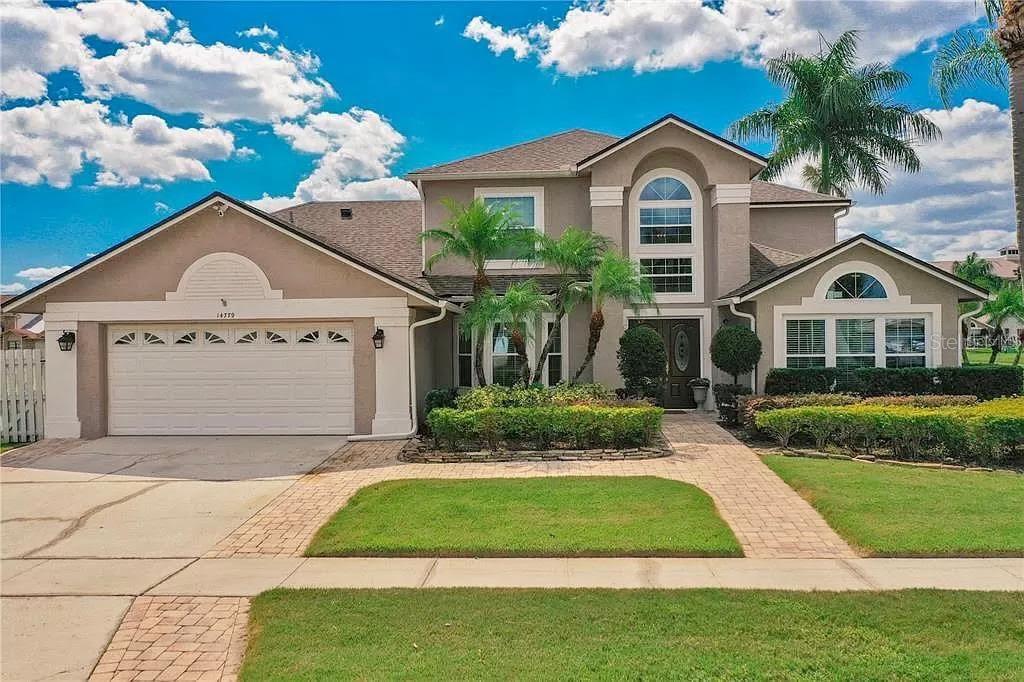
764 366 1023 400
452 383 614 410
427 405 664 451
754 397 1024 465
739 393 979 433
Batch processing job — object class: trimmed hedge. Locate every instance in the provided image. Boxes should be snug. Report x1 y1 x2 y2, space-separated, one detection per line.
454 383 613 410
739 393 979 433
427 406 664 451
765 366 1024 400
754 397 1024 465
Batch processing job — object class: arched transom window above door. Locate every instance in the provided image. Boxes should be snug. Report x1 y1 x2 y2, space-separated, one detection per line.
629 168 703 302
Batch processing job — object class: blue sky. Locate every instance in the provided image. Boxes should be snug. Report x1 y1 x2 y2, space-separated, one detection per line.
0 0 1012 293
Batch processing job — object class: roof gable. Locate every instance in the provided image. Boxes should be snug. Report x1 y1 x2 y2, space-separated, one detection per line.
1 192 441 313
720 233 991 302
576 114 767 174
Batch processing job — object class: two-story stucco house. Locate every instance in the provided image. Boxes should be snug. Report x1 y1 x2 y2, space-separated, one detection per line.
1 114 989 439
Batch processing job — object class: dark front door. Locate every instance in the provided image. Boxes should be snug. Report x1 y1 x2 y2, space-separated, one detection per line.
629 318 701 408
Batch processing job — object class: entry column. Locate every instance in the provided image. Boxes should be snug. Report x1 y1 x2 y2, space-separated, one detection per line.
371 313 413 434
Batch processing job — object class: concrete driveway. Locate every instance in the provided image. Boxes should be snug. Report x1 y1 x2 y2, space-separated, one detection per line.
1 436 345 681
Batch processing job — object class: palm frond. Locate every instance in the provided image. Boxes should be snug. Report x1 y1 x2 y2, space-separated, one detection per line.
931 30 1006 106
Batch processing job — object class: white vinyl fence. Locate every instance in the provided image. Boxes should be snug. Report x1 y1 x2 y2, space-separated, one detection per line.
2 349 45 443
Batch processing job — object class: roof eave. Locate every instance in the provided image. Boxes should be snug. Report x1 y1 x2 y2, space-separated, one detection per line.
405 169 577 181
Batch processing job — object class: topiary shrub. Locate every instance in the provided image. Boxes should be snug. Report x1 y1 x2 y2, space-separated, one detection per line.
710 324 762 384
424 387 459 414
617 325 667 400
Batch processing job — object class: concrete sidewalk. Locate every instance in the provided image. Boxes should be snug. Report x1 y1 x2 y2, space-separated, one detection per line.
4 557 1022 596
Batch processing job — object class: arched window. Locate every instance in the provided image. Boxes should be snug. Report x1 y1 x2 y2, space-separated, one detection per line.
637 177 693 246
826 272 886 299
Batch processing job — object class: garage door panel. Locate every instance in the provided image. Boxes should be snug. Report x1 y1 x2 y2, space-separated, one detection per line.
108 324 356 435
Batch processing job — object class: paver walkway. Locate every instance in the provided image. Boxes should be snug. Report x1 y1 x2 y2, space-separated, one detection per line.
89 596 249 682
206 414 855 559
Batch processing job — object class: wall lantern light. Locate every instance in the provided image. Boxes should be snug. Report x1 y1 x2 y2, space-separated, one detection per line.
57 330 76 352
372 327 385 349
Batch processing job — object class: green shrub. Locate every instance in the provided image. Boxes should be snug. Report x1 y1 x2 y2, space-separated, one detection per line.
739 393 861 432
856 366 1024 400
764 368 851 395
617 326 667 400
424 387 459 415
427 406 664 451
712 383 752 425
739 393 979 434
754 398 1024 465
766 366 1024 399
454 383 613 410
710 324 762 383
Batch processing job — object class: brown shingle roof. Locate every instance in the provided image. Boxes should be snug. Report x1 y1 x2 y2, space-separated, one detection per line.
750 181 850 205
407 130 618 176
272 200 425 285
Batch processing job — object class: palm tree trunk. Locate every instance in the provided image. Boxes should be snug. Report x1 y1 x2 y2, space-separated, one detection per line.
961 319 971 364
511 328 530 385
474 328 487 386
572 308 604 383
1010 62 1024 289
531 304 566 384
989 324 1004 363
1015 339 1023 365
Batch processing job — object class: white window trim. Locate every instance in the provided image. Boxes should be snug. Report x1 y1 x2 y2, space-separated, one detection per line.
474 186 545 270
628 168 704 304
541 312 570 386
453 317 555 387
775 311 939 369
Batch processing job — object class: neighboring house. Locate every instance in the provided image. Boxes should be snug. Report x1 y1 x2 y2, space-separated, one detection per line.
0 114 989 439
934 245 1022 349
0 295 45 351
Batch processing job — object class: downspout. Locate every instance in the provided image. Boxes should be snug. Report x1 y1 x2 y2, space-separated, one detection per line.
729 298 757 394
957 300 985 367
349 302 451 441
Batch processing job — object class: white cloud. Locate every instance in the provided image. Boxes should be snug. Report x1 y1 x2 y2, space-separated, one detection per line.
237 24 278 39
0 283 28 295
0 0 171 99
15 265 72 282
1 100 235 188
434 16 445 27
154 201 170 213
250 108 418 211
464 0 981 76
837 99 1014 261
463 17 534 61
78 41 334 124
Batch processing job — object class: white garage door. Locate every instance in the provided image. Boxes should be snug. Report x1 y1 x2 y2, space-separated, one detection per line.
107 323 355 435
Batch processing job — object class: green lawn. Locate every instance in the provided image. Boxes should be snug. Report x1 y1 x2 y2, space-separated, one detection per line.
765 455 1024 556
0 442 29 454
965 348 1020 365
242 589 1024 681
305 477 741 557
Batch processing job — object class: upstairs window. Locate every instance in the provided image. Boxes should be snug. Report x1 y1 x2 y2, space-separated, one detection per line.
638 177 693 246
476 187 544 266
639 177 691 201
827 273 886 299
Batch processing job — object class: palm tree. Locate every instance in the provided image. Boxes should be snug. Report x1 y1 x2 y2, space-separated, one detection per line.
932 0 1024 285
500 280 551 384
730 30 940 196
954 253 1000 363
981 282 1024 363
572 251 655 383
530 227 611 384
459 291 504 386
421 197 536 385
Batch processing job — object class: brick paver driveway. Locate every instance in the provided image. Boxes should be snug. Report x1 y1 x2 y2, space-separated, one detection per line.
208 414 855 560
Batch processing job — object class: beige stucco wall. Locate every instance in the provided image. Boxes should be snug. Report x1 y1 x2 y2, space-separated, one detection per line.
76 322 107 439
751 243 968 388
421 176 592 276
750 206 838 256
352 317 376 434
25 207 411 307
